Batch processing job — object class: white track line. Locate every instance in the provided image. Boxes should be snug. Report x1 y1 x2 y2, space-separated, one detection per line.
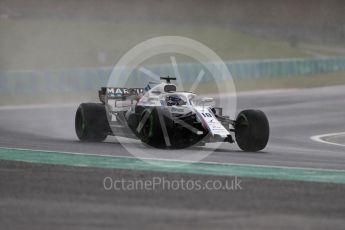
311 132 345 147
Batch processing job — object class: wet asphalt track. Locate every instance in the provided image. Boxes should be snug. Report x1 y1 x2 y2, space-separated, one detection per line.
1 85 345 169
1 85 345 229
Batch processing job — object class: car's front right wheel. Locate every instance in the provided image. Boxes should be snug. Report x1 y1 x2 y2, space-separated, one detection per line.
235 109 269 152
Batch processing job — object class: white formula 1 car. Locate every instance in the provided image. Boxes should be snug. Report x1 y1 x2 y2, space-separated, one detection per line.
75 76 269 151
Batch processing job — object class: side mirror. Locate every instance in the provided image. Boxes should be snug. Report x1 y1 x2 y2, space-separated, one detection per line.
199 97 215 108
200 97 214 103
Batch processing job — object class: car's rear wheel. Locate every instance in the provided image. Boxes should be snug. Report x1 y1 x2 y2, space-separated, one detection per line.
75 103 110 142
235 110 269 152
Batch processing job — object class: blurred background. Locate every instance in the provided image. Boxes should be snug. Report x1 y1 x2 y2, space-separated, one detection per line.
1 0 345 105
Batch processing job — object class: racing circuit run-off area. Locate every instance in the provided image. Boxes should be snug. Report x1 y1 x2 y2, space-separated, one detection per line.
1 0 345 229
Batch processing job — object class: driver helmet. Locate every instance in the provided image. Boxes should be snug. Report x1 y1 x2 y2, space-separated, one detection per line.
166 95 185 106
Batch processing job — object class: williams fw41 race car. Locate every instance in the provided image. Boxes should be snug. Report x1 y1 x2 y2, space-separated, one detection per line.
75 76 269 151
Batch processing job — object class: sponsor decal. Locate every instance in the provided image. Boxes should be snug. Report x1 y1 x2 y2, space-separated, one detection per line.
106 88 144 98
197 110 229 137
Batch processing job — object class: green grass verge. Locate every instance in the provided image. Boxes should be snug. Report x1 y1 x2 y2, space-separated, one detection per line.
0 19 312 70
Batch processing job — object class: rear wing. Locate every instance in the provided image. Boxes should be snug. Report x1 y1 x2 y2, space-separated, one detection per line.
98 87 145 104
99 87 145 112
